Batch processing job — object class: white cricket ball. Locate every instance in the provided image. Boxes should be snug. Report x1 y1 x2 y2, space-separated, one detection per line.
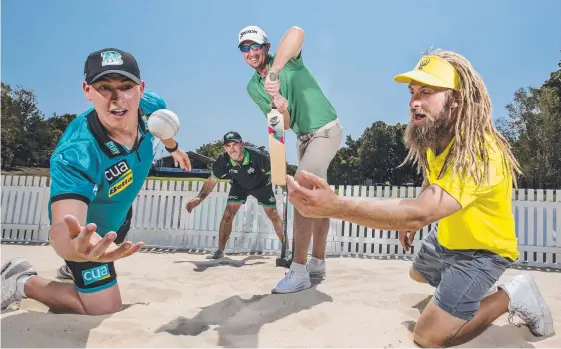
148 109 180 139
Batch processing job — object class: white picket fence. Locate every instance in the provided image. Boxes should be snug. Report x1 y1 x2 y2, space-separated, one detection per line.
1 174 560 269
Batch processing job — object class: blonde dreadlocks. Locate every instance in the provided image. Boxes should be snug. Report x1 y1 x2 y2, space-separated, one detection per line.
401 49 521 188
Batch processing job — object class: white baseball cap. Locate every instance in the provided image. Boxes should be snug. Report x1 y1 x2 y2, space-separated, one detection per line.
238 25 268 47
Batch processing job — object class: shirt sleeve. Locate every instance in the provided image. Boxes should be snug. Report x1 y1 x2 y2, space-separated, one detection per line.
211 156 228 180
247 83 271 116
284 50 305 71
49 141 100 205
140 91 167 115
261 153 271 175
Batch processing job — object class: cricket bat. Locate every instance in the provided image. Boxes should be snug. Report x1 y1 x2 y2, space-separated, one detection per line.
279 188 289 261
266 72 287 187
267 72 291 267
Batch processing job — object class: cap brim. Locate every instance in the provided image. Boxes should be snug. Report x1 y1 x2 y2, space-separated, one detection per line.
238 37 266 47
89 70 141 85
393 70 452 89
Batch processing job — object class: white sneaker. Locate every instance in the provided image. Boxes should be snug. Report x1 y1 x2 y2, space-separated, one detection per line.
1 257 37 312
56 264 73 280
272 263 312 294
307 257 326 278
498 274 555 337
206 249 224 259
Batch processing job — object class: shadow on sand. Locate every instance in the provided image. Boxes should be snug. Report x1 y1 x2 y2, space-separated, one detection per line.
173 255 269 272
0 302 146 348
156 285 332 348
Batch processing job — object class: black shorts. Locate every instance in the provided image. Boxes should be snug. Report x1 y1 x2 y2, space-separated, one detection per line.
65 207 132 293
228 182 277 207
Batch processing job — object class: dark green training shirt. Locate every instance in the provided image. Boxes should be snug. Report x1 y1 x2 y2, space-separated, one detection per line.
211 146 271 190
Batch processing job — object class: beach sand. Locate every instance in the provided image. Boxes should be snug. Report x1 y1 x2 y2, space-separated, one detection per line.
1 243 560 348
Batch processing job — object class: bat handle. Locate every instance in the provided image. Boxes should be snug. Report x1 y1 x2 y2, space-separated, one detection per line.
268 72 278 109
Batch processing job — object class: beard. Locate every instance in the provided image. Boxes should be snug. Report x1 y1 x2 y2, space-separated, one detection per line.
404 106 454 153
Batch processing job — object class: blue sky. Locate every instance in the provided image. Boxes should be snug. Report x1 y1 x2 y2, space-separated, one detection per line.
2 0 560 164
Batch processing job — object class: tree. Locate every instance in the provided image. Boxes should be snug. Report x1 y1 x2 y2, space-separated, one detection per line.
496 58 561 189
1 83 19 167
327 122 420 186
1 84 44 167
196 141 226 159
327 135 360 185
1 82 77 169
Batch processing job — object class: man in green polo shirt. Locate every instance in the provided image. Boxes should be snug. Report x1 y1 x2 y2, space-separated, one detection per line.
238 25 343 293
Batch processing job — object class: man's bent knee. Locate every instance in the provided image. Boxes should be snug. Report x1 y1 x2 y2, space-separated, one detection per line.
409 266 428 284
79 283 123 315
413 330 446 348
85 302 122 315
413 302 466 348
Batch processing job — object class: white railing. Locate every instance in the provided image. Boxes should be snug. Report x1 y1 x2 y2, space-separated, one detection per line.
1 175 560 269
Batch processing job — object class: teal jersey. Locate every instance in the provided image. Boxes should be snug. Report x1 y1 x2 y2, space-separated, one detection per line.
48 91 166 237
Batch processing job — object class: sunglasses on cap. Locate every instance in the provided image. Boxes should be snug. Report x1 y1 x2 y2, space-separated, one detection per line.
239 43 265 53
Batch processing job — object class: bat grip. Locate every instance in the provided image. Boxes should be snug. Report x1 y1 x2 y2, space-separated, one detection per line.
268 72 278 109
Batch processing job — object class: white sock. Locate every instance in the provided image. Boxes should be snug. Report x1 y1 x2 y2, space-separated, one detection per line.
16 274 34 298
290 262 307 274
310 257 324 265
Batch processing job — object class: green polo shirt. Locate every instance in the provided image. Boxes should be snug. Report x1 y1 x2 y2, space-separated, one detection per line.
246 52 338 136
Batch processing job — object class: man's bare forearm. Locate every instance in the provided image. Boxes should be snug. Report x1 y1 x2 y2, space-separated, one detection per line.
161 138 177 150
270 26 305 74
197 177 217 200
332 197 427 232
49 222 89 262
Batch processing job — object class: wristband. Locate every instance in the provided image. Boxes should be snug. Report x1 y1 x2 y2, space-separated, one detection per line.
165 141 178 153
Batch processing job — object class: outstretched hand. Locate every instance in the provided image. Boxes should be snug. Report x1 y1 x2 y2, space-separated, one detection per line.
186 197 201 213
64 215 143 263
286 171 340 218
171 148 192 171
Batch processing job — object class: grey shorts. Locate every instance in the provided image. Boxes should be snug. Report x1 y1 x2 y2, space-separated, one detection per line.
296 119 343 179
412 225 513 320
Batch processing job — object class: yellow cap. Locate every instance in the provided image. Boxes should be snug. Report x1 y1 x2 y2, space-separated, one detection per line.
394 55 461 91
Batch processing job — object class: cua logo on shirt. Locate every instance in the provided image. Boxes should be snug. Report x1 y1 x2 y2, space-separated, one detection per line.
82 264 110 285
104 160 134 197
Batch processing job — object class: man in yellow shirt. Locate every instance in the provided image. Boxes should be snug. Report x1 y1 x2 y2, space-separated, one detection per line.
285 49 554 347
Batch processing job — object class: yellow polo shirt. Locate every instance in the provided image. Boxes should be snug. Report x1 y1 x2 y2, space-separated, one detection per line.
426 137 519 261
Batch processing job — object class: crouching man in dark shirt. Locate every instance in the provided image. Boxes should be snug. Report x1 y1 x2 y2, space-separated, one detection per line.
186 131 287 259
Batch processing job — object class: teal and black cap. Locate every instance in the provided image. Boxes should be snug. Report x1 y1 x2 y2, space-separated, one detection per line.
223 131 243 144
84 48 141 85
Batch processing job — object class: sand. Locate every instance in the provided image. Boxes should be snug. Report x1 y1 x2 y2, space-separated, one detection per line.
1 243 560 348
